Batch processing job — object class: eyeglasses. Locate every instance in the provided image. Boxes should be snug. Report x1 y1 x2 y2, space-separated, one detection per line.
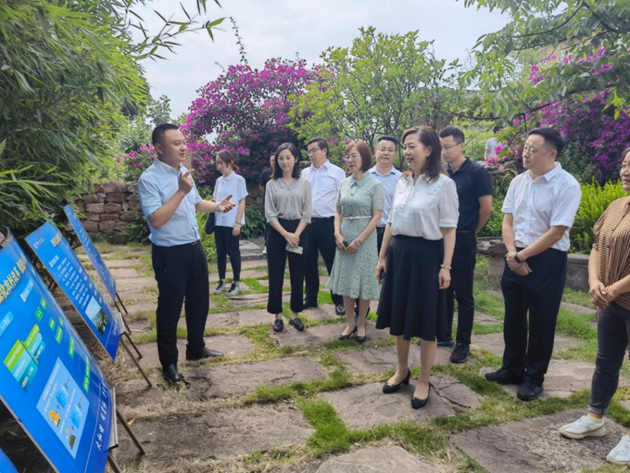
377 147 396 153
306 148 320 155
442 143 462 151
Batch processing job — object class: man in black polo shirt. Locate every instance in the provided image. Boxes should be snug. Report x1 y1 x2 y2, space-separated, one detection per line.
439 126 493 363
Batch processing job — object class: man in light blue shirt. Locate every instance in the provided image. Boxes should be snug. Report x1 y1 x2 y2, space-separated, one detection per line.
367 135 402 253
138 123 234 383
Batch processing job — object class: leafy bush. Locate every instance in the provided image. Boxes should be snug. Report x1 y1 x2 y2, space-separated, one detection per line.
477 195 505 238
197 213 217 263
122 211 151 245
570 180 626 254
241 206 266 240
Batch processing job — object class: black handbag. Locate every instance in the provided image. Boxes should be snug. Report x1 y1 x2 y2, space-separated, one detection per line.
205 213 215 235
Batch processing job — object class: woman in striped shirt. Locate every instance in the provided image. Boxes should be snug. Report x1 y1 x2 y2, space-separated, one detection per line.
560 148 630 465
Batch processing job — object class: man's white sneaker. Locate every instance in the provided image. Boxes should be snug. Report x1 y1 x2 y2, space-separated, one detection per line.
262 246 267 256
607 435 630 465
559 415 606 439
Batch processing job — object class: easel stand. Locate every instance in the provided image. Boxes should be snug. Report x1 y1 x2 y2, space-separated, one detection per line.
46 280 151 387
113 292 143 360
107 386 146 473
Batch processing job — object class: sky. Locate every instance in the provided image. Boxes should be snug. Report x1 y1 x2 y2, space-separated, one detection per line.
134 0 510 117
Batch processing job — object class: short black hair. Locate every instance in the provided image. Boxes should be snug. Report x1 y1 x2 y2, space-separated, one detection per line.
377 135 399 150
493 125 501 134
152 123 179 145
306 137 329 159
273 143 301 179
439 126 465 144
528 127 565 156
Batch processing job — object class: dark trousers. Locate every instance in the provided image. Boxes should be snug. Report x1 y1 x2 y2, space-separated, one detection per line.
589 303 630 415
501 247 567 385
304 217 343 305
152 242 209 367
267 219 305 314
376 227 385 255
444 231 477 345
215 226 241 281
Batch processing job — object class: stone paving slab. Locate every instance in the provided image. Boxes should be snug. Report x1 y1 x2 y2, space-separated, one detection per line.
227 292 290 308
480 360 629 399
471 332 578 358
104 259 141 268
320 379 461 429
110 267 139 279
116 277 157 291
186 309 270 329
209 269 267 280
475 312 501 325
187 356 326 400
239 240 261 252
303 305 343 322
315 446 442 473
117 404 315 467
127 318 151 335
334 345 454 375
126 335 256 369
272 322 391 347
124 302 157 317
208 281 251 292
451 409 627 473
116 379 181 409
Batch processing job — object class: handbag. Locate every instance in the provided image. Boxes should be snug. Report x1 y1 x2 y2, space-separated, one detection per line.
205 213 215 235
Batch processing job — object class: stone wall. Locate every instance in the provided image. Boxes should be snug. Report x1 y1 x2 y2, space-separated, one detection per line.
75 181 140 241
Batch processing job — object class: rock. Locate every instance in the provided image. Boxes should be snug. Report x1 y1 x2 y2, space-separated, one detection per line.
83 220 99 232
187 357 326 400
100 213 118 221
120 211 139 224
115 221 130 231
116 404 315 466
271 322 391 348
315 446 442 473
106 192 126 203
104 202 123 214
431 375 480 409
127 194 139 202
128 200 142 211
85 202 104 213
122 202 129 212
99 220 116 233
86 213 101 221
480 360 628 399
83 194 102 204
320 380 456 429
451 409 627 473
101 181 127 193
126 183 138 194
77 201 85 212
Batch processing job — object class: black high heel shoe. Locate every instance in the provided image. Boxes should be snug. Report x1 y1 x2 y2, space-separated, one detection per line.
411 384 431 409
382 369 411 394
338 326 357 340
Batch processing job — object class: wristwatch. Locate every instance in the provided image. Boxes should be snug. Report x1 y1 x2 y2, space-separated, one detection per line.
514 253 523 264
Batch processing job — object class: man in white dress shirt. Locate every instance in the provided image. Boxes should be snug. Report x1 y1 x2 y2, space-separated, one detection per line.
302 138 347 315
485 128 582 401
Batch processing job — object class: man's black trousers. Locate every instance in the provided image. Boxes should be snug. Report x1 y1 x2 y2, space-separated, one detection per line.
152 241 209 367
304 217 343 305
501 247 567 385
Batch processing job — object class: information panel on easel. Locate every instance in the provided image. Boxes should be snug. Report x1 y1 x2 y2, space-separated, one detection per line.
0 237 111 473
63 205 117 303
25 222 122 360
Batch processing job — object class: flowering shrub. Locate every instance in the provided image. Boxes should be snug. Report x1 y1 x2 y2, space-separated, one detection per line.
487 50 630 182
115 144 156 181
181 58 317 186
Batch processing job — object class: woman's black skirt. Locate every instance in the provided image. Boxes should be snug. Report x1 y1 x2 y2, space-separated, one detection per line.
376 235 446 341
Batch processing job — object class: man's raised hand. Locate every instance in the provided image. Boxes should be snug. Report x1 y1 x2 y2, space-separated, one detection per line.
217 194 235 213
178 169 195 194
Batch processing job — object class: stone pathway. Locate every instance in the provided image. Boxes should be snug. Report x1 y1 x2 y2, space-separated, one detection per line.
5 241 625 473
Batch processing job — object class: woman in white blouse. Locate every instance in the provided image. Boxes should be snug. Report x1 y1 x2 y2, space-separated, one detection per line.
375 125 459 409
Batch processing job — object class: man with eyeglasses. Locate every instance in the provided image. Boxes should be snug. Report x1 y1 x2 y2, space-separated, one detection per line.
438 126 493 364
302 137 347 315
368 136 402 254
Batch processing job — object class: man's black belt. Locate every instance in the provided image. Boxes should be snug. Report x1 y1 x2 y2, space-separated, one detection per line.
311 217 334 223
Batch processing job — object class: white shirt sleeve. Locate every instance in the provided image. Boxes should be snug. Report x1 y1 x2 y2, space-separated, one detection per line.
550 184 581 228
238 175 249 202
438 178 459 228
502 177 516 214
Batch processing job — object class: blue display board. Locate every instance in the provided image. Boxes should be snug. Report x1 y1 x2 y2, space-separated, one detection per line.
25 222 122 360
63 205 117 303
0 237 111 473
0 448 18 473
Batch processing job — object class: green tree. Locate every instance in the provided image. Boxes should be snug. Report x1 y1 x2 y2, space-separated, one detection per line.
463 0 630 120
148 95 173 126
0 1 223 236
289 27 464 163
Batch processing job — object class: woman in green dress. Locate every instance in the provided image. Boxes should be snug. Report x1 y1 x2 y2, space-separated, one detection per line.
327 140 384 342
